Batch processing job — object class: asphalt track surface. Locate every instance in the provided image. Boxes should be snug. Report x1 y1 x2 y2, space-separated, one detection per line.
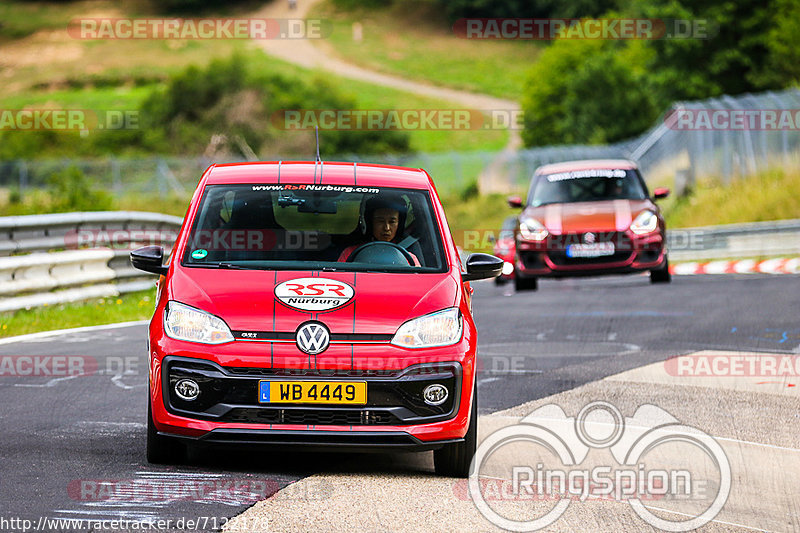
0 273 798 530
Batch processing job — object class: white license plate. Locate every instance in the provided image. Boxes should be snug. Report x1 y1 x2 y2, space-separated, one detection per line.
566 242 615 258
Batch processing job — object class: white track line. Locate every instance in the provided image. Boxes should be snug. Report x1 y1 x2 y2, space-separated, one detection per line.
0 320 149 346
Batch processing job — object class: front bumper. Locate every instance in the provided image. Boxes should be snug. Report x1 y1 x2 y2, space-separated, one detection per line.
516 230 665 277
165 428 461 453
148 333 476 447
162 356 461 427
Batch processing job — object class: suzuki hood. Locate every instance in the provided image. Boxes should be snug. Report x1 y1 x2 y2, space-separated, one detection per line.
523 199 654 233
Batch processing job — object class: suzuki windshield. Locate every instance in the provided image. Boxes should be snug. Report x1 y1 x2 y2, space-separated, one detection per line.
528 169 648 207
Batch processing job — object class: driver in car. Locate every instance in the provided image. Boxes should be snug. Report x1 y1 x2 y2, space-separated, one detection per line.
338 197 421 266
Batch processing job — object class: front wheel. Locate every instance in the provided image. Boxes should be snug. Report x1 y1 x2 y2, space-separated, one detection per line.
434 381 477 478
147 398 186 464
650 258 671 283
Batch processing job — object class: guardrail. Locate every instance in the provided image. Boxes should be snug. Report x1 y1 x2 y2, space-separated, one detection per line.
0 212 797 313
0 211 183 313
667 218 800 261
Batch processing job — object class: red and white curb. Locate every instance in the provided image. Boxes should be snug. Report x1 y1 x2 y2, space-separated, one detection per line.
670 257 800 275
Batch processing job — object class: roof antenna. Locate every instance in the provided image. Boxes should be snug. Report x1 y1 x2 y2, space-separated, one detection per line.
315 125 321 162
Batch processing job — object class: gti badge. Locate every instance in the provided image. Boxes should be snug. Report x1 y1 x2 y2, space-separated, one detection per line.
295 322 330 354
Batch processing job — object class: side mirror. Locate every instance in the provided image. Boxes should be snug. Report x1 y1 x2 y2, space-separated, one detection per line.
507 196 523 208
131 246 168 276
653 187 670 200
462 253 503 282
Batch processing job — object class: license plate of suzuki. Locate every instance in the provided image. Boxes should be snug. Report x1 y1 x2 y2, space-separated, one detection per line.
566 242 615 258
258 381 367 404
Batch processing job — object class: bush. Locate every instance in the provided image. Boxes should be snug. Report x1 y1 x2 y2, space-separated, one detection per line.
521 36 658 146
131 54 410 156
46 165 114 212
521 39 655 146
435 0 620 20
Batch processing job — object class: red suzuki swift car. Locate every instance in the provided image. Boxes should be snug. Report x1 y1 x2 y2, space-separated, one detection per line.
131 161 502 477
509 159 671 291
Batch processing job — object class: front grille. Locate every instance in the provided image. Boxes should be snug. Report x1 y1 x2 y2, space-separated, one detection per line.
548 250 633 265
226 367 402 378
223 407 401 425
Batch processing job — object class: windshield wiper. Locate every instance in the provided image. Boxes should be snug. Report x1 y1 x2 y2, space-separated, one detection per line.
196 262 254 270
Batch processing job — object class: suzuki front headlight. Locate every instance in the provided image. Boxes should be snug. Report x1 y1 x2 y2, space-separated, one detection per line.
519 217 549 241
391 308 463 348
164 301 234 344
630 210 658 235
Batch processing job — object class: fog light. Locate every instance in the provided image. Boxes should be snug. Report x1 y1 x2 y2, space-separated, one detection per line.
423 384 448 406
174 378 200 401
502 261 514 276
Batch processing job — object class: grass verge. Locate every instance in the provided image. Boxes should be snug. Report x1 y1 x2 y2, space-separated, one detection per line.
312 0 539 100
0 288 156 338
663 168 800 228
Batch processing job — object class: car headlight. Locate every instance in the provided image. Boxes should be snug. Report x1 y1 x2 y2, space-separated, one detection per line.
519 217 549 241
630 210 658 235
164 301 234 344
391 308 463 349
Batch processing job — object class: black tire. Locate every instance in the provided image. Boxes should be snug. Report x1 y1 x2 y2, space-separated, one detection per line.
514 275 538 291
434 381 477 478
650 258 672 283
147 399 186 464
494 276 507 286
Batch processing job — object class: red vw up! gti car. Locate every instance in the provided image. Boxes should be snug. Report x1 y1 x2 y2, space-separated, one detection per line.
509 159 671 291
131 161 502 477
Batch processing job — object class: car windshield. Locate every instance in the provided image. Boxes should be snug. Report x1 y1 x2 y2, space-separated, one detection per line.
528 169 647 207
182 184 446 272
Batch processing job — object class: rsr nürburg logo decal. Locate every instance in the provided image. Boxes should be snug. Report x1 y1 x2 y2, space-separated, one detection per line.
274 278 355 312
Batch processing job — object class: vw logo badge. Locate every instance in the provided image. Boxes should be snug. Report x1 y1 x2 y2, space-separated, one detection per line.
583 232 596 244
296 322 330 355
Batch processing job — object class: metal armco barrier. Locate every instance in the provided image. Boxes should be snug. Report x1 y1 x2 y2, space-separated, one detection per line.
667 218 800 261
0 211 183 312
0 212 798 313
